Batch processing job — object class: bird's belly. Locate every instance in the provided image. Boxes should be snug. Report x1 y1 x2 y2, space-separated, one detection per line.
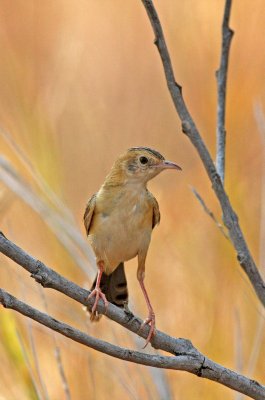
88 207 152 274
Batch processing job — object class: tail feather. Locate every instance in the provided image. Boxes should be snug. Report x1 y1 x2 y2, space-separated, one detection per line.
89 262 128 321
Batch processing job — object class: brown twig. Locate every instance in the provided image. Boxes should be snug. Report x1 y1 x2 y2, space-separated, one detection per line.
140 0 265 308
0 234 265 399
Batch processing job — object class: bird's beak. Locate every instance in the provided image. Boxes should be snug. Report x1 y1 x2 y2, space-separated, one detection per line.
160 160 182 171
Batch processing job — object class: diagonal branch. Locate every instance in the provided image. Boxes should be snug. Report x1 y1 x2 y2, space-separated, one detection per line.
0 233 197 355
0 289 197 371
140 0 265 308
216 0 234 184
190 186 230 240
1 234 265 399
0 232 198 356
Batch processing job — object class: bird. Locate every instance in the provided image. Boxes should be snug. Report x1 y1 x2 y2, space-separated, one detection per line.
84 147 181 347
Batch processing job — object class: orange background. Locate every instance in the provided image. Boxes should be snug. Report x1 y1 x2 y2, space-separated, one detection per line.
0 1 264 399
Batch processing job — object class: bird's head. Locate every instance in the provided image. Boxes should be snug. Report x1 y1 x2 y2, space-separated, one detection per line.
105 147 182 187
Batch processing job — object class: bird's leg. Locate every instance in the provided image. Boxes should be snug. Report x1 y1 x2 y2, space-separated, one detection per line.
87 260 108 319
137 269 156 348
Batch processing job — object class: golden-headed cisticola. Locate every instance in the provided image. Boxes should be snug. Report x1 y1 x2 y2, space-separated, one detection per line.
84 147 181 346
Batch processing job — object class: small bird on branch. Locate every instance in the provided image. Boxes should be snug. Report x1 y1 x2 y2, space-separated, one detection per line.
84 147 181 346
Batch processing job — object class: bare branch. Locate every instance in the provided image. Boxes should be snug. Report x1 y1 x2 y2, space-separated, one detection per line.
190 186 230 240
140 0 265 308
0 155 170 396
1 234 265 399
0 232 196 355
216 0 234 183
0 288 198 370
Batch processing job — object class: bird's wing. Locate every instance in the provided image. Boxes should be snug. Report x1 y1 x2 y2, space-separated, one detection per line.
147 191 160 229
84 193 97 235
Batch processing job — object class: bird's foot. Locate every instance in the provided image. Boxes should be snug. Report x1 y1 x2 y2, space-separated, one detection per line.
87 287 108 320
123 301 134 321
139 311 156 348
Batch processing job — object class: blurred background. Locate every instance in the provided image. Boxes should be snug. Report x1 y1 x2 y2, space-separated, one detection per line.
0 0 265 399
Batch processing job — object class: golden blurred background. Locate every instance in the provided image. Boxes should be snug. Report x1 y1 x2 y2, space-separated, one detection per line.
0 1 265 399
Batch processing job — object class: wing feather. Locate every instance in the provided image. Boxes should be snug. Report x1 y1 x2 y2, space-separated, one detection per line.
147 191 160 229
84 194 97 235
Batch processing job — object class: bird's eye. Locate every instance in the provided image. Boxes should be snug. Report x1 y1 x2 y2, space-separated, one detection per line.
139 156 148 165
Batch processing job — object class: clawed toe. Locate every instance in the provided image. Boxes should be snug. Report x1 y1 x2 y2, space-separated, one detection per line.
87 288 108 319
138 312 156 348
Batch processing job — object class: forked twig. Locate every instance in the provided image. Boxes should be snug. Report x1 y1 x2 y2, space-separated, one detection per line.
140 0 265 308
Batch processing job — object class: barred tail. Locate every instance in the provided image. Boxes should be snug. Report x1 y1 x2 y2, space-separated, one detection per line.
89 262 128 321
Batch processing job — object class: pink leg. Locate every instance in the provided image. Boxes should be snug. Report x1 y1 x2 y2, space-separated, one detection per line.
88 261 108 320
138 275 156 348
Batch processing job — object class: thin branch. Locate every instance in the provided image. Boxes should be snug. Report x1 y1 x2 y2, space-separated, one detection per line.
54 343 71 400
0 288 264 400
15 329 43 400
39 288 71 400
0 289 197 371
216 0 234 183
140 0 265 308
0 232 196 355
190 186 230 240
27 321 50 400
1 234 265 399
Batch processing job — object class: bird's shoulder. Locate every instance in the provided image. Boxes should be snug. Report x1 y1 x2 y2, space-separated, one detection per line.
84 193 97 234
146 190 160 229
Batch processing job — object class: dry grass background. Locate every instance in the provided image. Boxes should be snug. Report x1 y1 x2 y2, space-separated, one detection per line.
0 1 265 399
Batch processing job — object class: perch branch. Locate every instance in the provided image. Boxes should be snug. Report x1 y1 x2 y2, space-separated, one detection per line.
140 0 265 308
0 232 198 355
216 0 234 183
1 234 265 399
0 288 204 372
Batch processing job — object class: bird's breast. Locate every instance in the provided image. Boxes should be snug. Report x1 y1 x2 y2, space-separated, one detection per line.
88 187 153 273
